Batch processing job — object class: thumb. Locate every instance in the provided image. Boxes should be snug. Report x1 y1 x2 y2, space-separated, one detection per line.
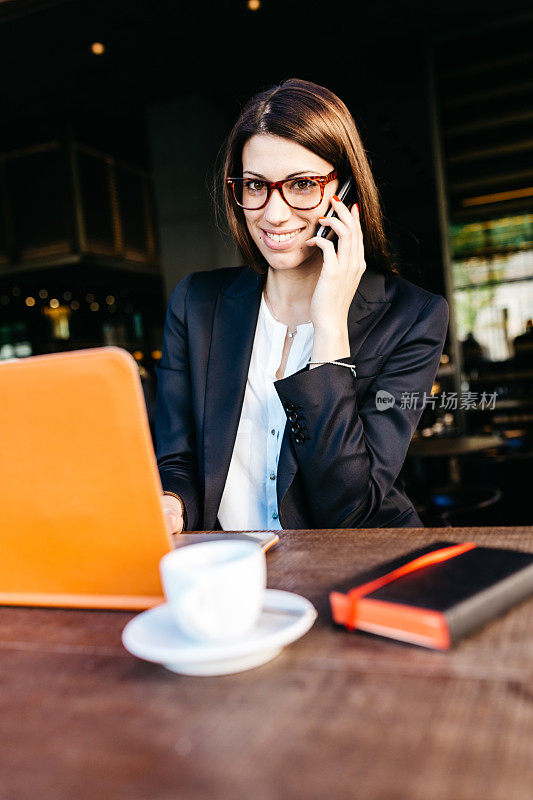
165 510 179 533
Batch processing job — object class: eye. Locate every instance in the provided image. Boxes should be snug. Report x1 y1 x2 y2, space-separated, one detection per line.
289 178 318 193
244 179 266 193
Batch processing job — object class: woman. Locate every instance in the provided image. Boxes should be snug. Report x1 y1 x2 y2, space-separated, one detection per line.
156 78 448 533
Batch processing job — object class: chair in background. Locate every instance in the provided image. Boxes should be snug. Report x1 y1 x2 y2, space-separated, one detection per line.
430 483 503 526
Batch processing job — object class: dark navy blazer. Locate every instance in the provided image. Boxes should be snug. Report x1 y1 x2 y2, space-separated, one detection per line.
155 265 449 530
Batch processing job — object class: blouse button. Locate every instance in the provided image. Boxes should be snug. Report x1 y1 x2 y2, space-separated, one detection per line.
271 429 276 435
269 472 276 480
272 512 278 520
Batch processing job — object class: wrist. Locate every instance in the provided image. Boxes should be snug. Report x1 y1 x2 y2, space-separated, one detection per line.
313 322 347 337
310 327 350 366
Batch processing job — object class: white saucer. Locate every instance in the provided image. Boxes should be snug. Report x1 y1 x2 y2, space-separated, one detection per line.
122 589 317 676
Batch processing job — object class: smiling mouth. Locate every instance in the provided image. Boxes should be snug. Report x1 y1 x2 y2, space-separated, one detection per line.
262 228 304 243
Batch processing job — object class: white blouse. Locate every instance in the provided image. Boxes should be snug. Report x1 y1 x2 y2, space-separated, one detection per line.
216 293 315 531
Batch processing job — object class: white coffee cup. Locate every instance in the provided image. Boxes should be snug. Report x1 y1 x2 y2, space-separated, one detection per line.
159 540 266 644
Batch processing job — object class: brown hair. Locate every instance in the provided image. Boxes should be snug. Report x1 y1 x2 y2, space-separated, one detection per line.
217 78 399 276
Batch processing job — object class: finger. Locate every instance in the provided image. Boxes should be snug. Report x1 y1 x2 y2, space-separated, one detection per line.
316 215 350 240
316 216 352 264
350 203 365 259
165 510 179 533
351 202 362 231
305 235 338 268
331 194 356 227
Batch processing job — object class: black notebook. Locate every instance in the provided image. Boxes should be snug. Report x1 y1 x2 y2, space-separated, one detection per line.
329 541 533 649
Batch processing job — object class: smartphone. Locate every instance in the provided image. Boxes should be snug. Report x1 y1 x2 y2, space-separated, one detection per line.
315 177 354 239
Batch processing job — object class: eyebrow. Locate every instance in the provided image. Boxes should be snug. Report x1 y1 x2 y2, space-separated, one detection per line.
243 170 318 179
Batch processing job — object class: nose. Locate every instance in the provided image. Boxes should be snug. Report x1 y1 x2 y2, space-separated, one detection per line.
263 188 293 225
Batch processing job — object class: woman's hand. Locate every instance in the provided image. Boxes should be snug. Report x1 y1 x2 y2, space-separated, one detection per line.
161 494 185 535
306 199 366 334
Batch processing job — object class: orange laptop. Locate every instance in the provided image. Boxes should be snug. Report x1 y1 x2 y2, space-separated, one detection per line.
0 347 174 610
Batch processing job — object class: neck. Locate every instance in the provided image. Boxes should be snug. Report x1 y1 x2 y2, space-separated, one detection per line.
263 262 320 326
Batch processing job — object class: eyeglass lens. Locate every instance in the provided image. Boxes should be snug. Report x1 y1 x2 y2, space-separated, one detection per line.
236 178 323 209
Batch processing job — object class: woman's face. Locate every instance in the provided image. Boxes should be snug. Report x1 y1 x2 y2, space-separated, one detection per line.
241 134 338 273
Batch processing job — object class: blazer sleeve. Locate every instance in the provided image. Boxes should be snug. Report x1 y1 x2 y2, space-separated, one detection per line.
273 293 449 528
154 273 200 531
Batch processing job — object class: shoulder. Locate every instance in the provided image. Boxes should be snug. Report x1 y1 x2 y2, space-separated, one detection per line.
167 266 249 310
384 270 449 326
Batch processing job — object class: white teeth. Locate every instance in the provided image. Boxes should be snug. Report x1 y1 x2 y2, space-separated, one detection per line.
265 230 299 243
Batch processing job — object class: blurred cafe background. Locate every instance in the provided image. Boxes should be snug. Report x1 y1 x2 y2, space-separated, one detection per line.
1 0 531 526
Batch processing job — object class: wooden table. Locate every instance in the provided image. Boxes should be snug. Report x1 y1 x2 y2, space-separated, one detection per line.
2 527 532 800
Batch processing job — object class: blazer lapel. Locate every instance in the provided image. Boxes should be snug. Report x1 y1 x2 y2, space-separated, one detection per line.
348 268 391 353
202 267 265 528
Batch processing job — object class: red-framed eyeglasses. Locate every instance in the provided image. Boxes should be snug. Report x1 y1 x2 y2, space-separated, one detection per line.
226 170 338 211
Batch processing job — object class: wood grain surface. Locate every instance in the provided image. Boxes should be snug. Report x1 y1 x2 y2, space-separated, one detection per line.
1 527 532 800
